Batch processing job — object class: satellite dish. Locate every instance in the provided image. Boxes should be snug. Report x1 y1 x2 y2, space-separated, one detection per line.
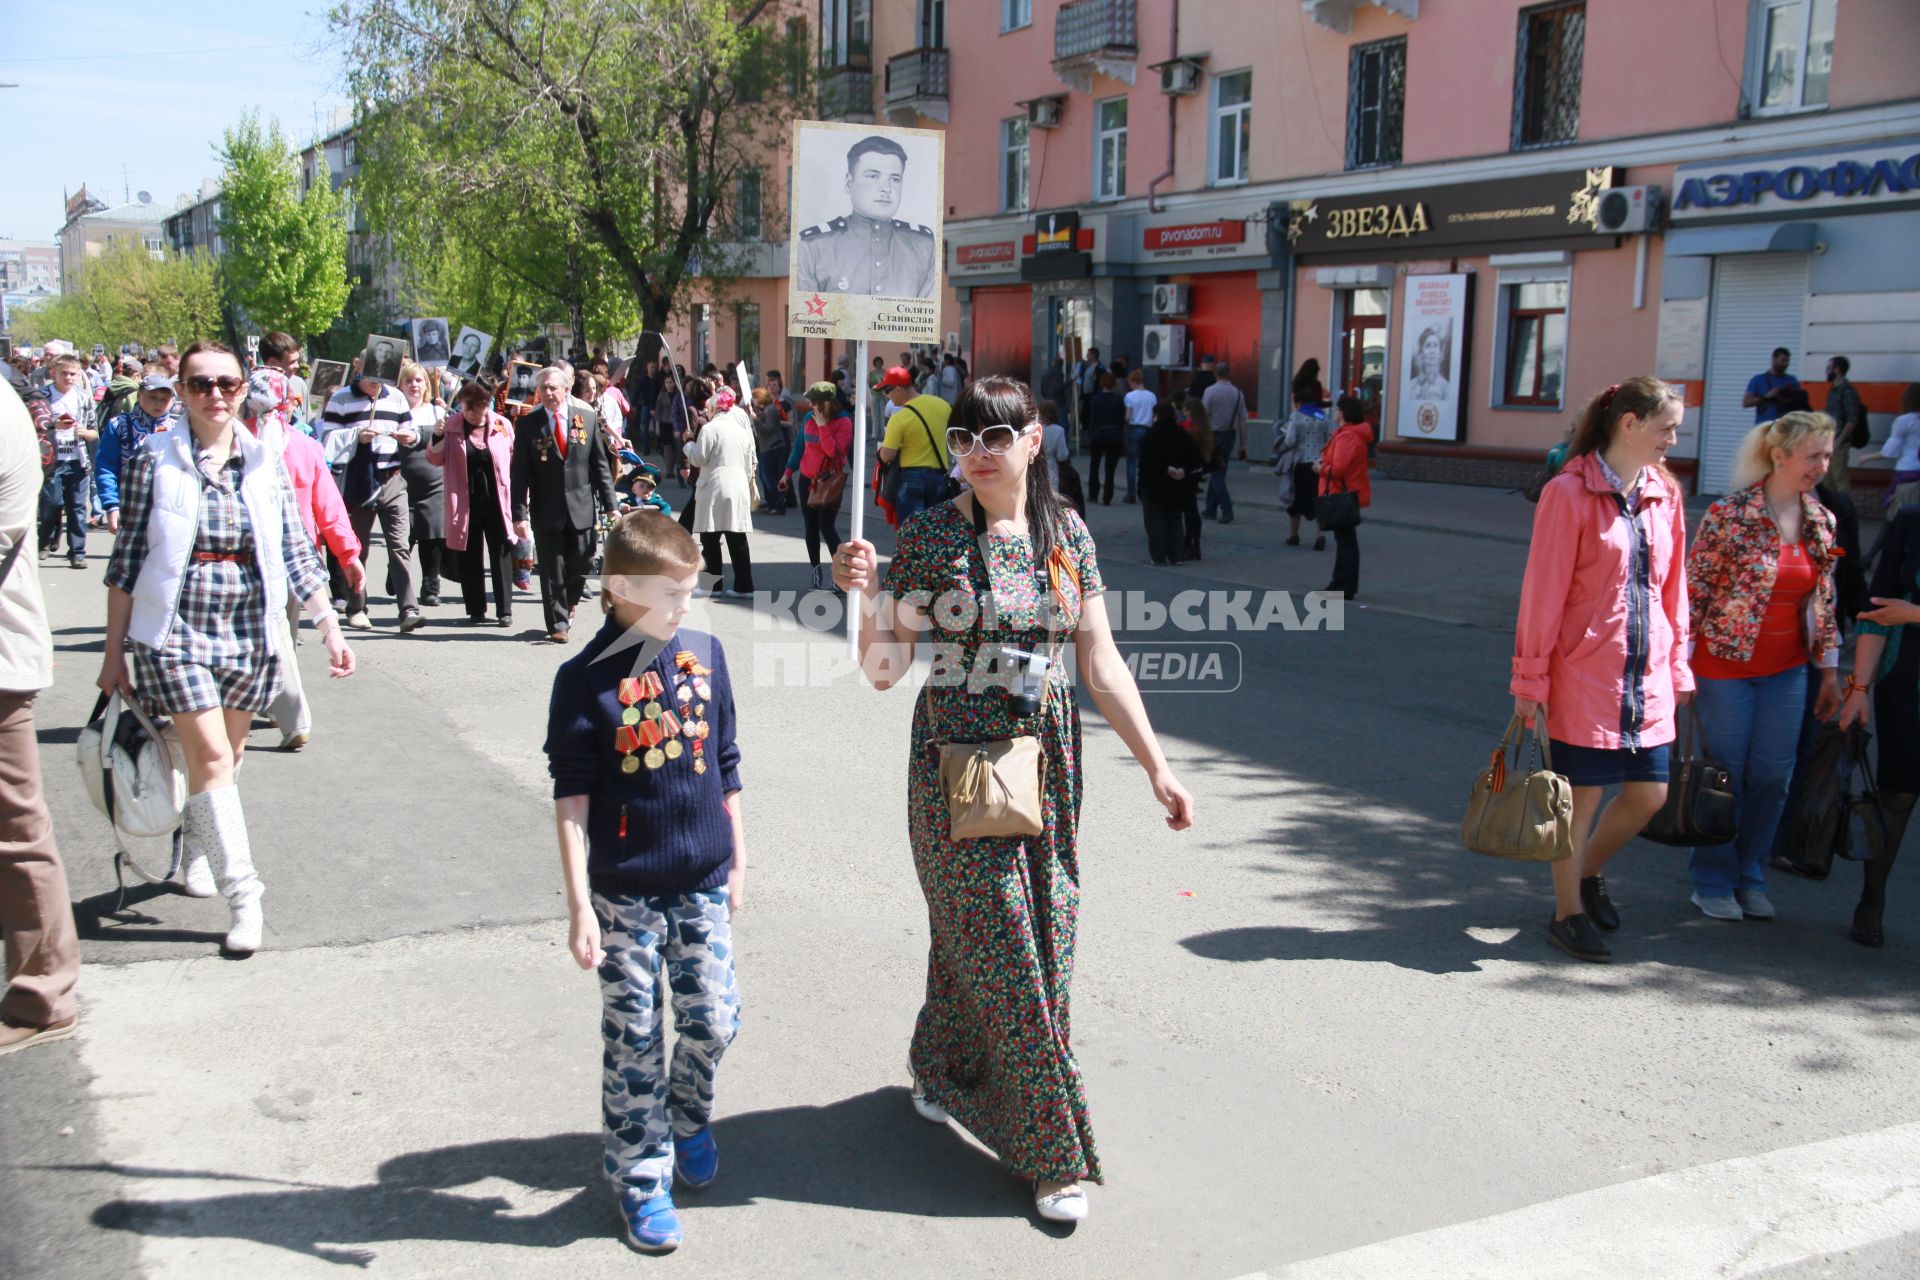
137 191 152 204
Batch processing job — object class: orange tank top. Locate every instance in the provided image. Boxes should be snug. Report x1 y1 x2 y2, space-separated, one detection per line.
1692 542 1815 679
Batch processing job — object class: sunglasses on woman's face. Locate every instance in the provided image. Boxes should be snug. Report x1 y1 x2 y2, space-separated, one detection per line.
183 375 245 396
946 423 1034 457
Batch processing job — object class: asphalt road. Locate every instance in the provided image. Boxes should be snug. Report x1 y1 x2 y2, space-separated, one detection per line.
4 475 1917 1279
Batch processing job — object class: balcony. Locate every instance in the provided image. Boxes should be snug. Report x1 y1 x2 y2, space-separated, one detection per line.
884 47 950 125
819 58 874 123
1303 0 1419 34
1053 0 1137 92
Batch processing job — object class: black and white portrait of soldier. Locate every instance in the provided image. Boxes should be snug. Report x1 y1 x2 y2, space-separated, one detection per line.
796 133 937 299
364 335 410 384
412 318 452 367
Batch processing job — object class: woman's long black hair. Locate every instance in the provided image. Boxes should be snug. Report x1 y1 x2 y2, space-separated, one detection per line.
957 375 1067 569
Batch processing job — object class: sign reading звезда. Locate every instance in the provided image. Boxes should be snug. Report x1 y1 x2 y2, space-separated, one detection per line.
1671 141 1920 220
1286 167 1616 254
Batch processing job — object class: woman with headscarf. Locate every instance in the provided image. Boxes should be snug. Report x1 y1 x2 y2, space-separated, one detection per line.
686 385 756 598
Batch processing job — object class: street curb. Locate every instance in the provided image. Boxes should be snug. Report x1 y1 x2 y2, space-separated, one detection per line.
1230 1119 1920 1280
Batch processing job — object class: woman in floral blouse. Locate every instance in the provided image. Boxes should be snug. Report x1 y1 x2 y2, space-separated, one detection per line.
1686 411 1840 923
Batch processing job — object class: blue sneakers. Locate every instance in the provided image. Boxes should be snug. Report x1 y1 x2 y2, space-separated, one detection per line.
617 1192 682 1254
675 1127 719 1189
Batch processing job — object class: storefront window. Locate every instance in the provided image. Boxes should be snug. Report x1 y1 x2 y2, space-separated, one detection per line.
1002 118 1030 212
1337 288 1388 431
1503 281 1569 406
1211 71 1252 185
1095 97 1128 201
1751 0 1833 113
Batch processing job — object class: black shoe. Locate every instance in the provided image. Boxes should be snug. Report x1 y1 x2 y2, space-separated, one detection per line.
420 594 441 607
399 609 426 633
1314 537 1326 551
1123 495 1137 504
1547 912 1613 963
497 616 513 628
1220 513 1234 525
1581 875 1620 932
1284 535 1300 547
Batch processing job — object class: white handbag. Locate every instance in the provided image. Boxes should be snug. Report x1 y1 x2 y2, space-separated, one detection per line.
76 692 187 841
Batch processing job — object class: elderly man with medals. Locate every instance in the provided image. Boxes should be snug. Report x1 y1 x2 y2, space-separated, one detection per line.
511 366 616 643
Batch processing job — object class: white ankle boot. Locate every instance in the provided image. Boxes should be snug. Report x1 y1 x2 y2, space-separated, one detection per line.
187 788 265 953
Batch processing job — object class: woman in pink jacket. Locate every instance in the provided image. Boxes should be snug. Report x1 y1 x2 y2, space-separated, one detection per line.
427 379 516 627
1512 376 1692 963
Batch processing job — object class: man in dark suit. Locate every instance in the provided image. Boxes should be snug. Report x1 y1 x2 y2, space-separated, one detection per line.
511 366 616 643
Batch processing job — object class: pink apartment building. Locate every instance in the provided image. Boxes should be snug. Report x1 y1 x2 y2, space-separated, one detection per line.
680 0 1920 492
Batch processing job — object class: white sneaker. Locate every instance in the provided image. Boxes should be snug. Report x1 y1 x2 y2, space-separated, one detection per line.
346 611 373 630
1034 1183 1089 1223
225 891 264 954
180 855 217 898
1735 889 1777 920
909 1076 949 1124
279 727 310 752
1691 892 1744 921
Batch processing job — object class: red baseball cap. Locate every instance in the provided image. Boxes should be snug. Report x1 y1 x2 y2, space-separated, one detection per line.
879 365 915 388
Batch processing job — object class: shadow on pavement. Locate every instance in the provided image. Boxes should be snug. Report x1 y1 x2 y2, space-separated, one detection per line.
85 1090 1025 1265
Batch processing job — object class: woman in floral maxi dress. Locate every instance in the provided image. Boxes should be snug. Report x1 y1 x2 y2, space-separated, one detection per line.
834 376 1195 1225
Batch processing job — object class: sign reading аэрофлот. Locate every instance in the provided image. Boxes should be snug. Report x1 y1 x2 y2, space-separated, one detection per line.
786 119 944 345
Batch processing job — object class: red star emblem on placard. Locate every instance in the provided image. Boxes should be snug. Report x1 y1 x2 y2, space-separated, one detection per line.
804 294 828 317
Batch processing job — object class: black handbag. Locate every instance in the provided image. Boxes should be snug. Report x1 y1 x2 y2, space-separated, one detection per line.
1774 722 1871 879
1318 488 1361 533
1832 729 1889 865
1639 706 1738 847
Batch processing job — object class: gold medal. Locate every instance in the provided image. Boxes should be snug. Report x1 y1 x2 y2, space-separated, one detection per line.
621 706 641 725
693 757 707 775
664 739 683 759
644 701 662 720
644 747 666 769
621 755 641 774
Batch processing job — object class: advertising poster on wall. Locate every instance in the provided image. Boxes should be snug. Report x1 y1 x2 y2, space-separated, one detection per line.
1395 274 1468 442
786 119 944 344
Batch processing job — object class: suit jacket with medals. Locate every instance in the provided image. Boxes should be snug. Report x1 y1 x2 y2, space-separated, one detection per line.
511 403 615 532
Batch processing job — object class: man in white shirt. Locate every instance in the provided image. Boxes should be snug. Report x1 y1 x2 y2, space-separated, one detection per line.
318 362 423 631
35 355 98 567
1121 369 1158 504
0 380 80 1055
1200 362 1249 525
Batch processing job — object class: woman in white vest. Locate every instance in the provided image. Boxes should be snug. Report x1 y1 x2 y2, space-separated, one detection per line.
97 342 355 954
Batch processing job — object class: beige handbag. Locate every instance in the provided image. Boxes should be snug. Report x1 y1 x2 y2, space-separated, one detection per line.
934 510 1077 841
1461 714 1574 863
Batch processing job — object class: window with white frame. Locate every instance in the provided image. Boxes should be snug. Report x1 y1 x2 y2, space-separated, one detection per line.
1001 0 1031 33
1210 70 1252 185
1498 278 1570 407
1002 117 1030 212
1095 97 1128 200
734 170 762 240
1748 0 1834 114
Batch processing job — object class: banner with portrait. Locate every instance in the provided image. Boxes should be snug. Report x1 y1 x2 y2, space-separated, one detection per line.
1395 274 1468 442
787 119 944 344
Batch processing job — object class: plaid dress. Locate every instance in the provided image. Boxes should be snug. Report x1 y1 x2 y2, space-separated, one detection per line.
106 444 329 715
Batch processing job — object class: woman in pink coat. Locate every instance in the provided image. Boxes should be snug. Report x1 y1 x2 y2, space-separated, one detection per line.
1512 376 1692 963
427 379 516 627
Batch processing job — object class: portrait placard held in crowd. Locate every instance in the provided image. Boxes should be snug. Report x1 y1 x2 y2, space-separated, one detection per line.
451 326 494 377
363 334 411 386
787 120 944 345
412 318 452 368
308 359 350 410
505 359 542 408
1395 273 1468 442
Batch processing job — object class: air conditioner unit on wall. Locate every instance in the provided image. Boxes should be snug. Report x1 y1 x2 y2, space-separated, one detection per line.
1152 284 1190 316
1143 324 1187 367
1160 60 1203 95
1026 97 1063 129
1594 185 1664 234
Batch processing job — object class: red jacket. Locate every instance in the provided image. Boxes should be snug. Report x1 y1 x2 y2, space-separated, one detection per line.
1319 421 1373 507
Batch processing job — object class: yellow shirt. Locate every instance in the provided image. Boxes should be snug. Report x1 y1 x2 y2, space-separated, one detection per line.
881 395 953 469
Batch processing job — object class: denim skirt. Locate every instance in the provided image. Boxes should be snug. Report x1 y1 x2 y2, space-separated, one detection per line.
1547 739 1670 787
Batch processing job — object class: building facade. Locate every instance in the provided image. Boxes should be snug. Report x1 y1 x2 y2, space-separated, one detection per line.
934 0 1920 490
56 186 170 294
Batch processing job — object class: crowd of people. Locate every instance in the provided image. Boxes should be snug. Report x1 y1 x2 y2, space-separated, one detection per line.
4 323 1916 1254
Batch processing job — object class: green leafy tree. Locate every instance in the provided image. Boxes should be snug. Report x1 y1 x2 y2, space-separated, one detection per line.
216 113 352 344
338 0 810 358
11 241 223 350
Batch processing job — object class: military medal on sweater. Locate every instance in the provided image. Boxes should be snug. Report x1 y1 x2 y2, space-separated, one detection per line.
674 649 714 775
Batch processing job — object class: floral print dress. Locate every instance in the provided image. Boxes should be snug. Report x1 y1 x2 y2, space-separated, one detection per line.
882 499 1107 1184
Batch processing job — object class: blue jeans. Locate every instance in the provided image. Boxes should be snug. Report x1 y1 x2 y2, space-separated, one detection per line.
894 466 951 524
757 446 788 511
1689 665 1809 897
1123 424 1149 500
1204 429 1236 517
39 461 88 556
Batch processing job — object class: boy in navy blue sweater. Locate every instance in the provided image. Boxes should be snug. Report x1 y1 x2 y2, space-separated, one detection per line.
545 511 744 1254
